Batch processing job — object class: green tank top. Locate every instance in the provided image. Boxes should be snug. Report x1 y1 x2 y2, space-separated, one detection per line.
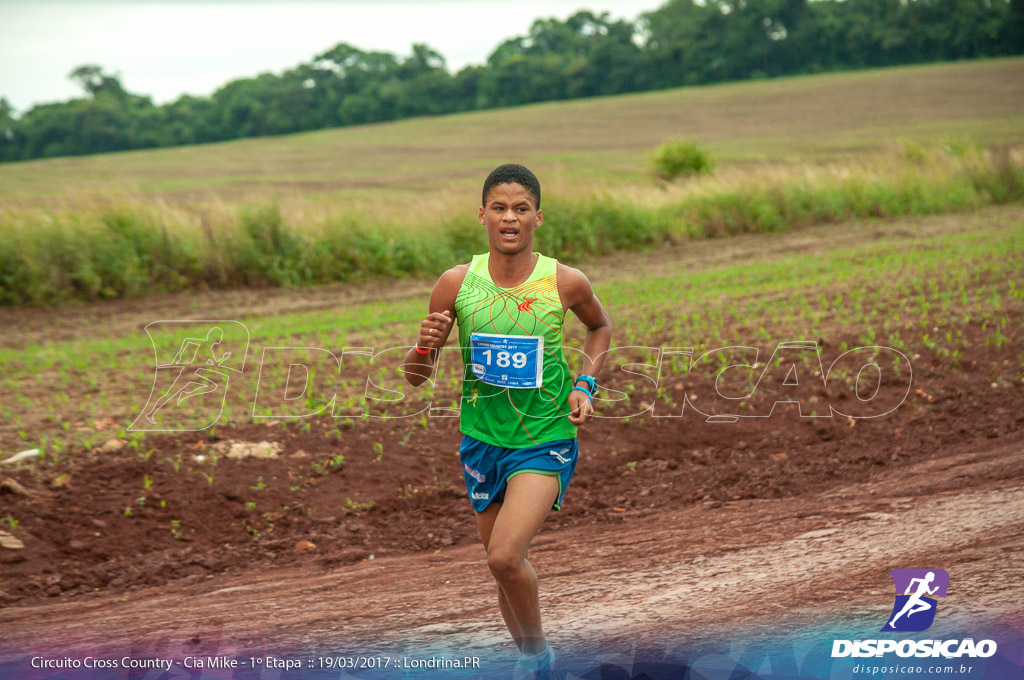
454 252 577 448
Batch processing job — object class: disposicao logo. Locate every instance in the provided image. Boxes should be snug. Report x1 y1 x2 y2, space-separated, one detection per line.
832 568 997 659
882 568 949 632
130 321 249 432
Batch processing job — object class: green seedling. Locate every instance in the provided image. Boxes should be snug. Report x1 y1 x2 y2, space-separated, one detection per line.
345 498 375 513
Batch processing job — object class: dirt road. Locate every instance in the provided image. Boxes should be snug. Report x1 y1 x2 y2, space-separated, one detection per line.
2 435 1020 666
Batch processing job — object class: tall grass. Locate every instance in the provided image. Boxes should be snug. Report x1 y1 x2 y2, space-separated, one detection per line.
1 144 1021 306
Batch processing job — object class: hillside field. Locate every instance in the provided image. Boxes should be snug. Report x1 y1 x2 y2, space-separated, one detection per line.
1 58 1022 307
1 57 1022 213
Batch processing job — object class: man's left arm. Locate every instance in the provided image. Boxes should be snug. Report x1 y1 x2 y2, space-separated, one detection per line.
560 265 613 425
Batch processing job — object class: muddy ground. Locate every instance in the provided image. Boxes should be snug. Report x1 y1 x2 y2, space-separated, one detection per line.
0 418 1020 664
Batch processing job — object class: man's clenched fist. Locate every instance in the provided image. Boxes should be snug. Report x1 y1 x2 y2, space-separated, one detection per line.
417 309 453 351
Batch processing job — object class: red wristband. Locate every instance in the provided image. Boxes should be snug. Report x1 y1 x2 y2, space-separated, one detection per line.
414 346 432 355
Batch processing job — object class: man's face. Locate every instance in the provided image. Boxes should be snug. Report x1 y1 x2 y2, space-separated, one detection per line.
478 182 542 255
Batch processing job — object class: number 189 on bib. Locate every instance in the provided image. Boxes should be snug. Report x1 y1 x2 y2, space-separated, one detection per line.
469 333 544 389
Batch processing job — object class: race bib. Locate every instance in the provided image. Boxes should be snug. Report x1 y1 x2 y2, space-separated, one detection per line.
470 333 544 389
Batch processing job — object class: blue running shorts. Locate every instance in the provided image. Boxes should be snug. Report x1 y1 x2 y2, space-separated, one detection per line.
458 434 579 513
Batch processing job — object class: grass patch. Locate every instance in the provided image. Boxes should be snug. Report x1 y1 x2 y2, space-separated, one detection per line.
652 139 716 180
2 143 1021 305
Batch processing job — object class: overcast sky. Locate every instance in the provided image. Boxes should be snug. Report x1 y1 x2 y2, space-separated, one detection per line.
0 0 664 112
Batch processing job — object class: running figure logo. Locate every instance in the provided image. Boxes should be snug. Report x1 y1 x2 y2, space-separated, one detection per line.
130 321 249 432
881 568 949 632
517 297 538 312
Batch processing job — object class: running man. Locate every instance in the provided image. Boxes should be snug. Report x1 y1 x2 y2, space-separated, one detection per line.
888 571 939 628
144 327 233 424
403 164 613 678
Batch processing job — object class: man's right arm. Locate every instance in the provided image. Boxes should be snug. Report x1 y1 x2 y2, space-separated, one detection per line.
403 265 466 386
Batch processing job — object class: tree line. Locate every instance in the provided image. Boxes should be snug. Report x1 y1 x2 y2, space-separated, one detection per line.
1 0 1021 162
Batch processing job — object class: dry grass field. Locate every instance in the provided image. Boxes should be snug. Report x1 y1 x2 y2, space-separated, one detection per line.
0 57 1021 216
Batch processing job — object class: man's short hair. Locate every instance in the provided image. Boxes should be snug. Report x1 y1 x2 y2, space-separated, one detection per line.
482 164 541 209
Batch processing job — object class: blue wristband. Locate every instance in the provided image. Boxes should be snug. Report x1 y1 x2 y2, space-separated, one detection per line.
571 386 593 401
574 374 598 395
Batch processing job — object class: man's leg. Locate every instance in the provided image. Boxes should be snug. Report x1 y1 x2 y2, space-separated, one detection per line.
475 504 525 651
906 600 932 617
889 599 917 626
145 367 187 423
484 472 560 656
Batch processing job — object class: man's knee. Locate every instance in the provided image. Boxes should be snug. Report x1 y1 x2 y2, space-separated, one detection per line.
487 546 524 582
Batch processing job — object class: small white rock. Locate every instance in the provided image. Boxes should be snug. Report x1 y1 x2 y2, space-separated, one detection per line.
0 530 24 550
98 439 126 454
227 441 281 460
